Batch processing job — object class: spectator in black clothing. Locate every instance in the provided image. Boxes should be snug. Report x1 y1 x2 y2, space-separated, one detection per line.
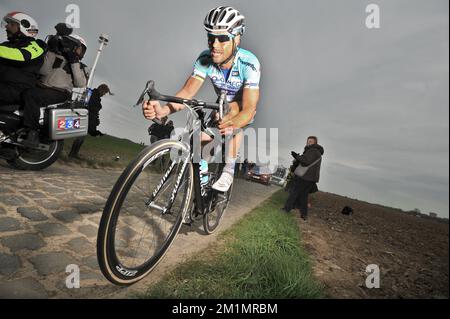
241 158 249 177
234 158 241 178
87 84 112 136
148 117 174 143
282 136 324 220
165 120 174 139
68 84 113 158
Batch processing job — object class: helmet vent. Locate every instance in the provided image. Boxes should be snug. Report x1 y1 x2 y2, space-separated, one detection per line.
212 11 219 24
226 13 236 23
218 10 227 22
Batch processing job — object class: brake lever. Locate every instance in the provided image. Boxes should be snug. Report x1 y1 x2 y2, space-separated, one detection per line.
134 80 163 125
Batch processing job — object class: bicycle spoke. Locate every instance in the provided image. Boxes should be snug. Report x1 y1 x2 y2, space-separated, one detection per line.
111 149 191 269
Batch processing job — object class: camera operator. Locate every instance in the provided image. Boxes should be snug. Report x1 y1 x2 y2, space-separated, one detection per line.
21 23 89 147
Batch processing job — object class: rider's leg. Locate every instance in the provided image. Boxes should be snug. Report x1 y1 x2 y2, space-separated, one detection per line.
211 130 244 192
0 83 24 107
21 87 71 146
69 137 85 158
22 87 71 130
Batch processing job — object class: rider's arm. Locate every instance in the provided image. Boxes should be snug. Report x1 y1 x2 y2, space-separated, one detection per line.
159 76 203 117
39 52 54 76
153 51 207 118
0 40 45 64
221 53 261 129
71 63 88 88
222 88 259 129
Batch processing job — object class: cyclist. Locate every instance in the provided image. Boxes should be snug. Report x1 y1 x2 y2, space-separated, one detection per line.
143 6 261 192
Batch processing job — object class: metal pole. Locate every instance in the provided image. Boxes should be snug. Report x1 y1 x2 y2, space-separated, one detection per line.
86 33 109 89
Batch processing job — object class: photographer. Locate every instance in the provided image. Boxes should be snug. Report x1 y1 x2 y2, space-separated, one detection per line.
0 12 46 107
21 23 88 147
282 136 324 220
69 83 113 159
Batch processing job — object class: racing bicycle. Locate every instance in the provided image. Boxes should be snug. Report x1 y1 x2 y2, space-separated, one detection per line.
97 81 233 285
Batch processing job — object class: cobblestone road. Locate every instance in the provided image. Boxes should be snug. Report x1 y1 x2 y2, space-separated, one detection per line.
0 161 279 298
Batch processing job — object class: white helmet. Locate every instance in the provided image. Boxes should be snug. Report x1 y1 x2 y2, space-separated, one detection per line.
2 12 39 37
204 6 245 36
68 34 87 50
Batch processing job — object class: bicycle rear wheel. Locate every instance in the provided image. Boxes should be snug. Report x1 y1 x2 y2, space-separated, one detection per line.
203 163 234 234
97 140 193 285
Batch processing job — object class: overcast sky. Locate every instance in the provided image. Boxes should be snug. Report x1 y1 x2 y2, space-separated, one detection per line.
1 0 448 217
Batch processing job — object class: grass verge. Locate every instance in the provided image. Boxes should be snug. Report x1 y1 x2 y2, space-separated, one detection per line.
140 190 323 299
59 134 146 168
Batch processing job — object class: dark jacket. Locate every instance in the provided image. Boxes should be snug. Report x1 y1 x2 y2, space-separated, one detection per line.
88 89 102 135
0 36 47 88
293 144 324 182
148 123 174 140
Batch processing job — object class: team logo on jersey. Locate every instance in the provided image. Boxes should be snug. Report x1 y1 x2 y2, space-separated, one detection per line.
238 58 257 72
232 70 240 76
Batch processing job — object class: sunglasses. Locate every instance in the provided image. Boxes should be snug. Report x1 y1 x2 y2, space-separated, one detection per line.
207 33 233 44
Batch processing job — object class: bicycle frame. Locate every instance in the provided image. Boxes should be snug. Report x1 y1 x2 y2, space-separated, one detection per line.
140 81 228 219
97 81 234 285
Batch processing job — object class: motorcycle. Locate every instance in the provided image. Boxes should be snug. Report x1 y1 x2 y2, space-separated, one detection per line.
0 32 109 171
0 101 88 170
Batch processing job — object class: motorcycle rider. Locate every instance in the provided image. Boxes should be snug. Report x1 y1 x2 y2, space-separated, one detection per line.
21 28 89 147
0 12 46 107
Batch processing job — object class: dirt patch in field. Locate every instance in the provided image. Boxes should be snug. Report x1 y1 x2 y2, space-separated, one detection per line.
296 192 448 299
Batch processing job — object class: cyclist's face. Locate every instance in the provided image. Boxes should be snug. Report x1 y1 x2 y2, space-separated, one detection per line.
208 32 237 64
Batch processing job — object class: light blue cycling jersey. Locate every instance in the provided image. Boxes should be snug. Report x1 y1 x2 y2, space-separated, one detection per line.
191 47 261 103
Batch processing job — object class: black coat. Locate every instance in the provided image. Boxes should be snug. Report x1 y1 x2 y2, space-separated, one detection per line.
148 123 174 140
0 36 47 88
88 89 102 135
293 144 324 182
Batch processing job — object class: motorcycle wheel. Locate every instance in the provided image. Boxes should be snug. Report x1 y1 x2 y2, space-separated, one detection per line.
8 139 64 171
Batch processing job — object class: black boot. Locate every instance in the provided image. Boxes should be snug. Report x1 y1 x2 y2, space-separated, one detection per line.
22 129 40 148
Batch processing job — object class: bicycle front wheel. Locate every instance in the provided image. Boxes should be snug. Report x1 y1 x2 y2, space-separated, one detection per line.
97 140 193 285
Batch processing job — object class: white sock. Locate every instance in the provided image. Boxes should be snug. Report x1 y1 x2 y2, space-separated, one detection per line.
223 157 237 175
